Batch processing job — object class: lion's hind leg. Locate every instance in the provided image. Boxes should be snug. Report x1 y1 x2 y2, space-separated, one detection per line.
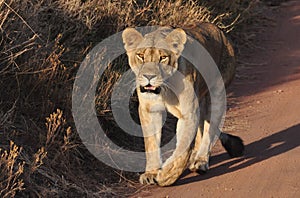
188 96 212 174
188 119 213 174
188 122 245 174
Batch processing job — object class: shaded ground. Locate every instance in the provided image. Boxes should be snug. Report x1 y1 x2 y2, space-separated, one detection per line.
134 1 300 197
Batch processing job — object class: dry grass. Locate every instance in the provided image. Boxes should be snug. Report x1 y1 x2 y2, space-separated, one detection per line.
0 141 25 198
0 0 270 196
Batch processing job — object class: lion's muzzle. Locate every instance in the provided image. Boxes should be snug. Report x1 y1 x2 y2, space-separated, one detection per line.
138 73 162 94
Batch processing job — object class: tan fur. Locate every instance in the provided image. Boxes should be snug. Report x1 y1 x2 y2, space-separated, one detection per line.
122 23 235 186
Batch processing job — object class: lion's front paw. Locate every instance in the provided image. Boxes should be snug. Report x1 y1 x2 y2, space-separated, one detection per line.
189 156 209 174
155 167 179 187
139 170 158 185
155 153 189 186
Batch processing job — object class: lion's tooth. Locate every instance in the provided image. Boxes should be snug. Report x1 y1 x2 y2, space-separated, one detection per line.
145 86 156 90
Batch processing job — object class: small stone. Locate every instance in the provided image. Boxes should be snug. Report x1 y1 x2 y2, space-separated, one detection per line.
273 89 284 94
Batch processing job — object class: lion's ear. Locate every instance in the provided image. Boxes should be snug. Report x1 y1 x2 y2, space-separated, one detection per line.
166 28 187 55
122 28 143 51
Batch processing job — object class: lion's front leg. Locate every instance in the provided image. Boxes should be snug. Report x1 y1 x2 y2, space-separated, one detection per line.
156 114 198 186
139 106 163 185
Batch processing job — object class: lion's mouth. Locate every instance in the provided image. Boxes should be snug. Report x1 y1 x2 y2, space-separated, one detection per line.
140 84 161 94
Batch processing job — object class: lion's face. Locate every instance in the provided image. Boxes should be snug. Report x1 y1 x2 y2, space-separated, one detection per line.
122 27 187 97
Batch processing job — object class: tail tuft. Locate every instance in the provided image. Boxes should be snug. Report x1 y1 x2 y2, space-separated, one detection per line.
220 133 244 157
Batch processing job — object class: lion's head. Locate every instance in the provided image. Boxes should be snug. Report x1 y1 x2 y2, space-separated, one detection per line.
122 27 187 97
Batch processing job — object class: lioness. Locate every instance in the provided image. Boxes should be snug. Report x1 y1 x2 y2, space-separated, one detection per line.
122 23 244 186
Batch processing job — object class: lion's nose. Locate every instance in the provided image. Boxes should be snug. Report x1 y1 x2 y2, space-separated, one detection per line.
143 74 156 80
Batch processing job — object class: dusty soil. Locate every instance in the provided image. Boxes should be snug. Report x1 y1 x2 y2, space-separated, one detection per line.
134 1 300 197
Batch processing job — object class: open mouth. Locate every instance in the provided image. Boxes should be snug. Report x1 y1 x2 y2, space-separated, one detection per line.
140 84 161 94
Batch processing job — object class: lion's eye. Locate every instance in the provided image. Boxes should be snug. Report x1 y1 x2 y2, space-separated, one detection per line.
136 53 144 61
160 55 169 63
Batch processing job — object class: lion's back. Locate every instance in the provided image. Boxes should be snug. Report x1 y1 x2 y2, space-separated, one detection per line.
184 23 236 87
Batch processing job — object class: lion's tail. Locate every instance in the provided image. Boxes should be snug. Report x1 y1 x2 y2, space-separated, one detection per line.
219 133 244 157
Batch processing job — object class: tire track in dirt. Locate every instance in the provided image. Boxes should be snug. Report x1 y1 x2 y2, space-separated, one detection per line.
134 1 300 197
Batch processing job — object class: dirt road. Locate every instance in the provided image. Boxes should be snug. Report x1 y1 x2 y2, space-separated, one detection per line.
135 1 300 197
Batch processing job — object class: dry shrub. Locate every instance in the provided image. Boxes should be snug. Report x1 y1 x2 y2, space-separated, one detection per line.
59 0 213 28
0 141 25 198
0 141 49 197
58 0 239 33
